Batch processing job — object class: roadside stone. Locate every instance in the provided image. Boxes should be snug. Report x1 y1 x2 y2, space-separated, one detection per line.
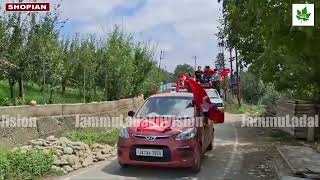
59 155 70 166
101 149 110 154
84 144 90 150
90 143 99 149
53 159 62 166
47 135 58 142
33 145 45 150
72 162 82 170
30 140 44 146
43 149 51 155
63 147 73 154
59 137 71 144
95 153 106 161
81 157 94 167
16 136 116 175
66 155 79 166
52 165 62 172
54 149 63 156
62 165 74 172
20 145 32 151
76 150 85 157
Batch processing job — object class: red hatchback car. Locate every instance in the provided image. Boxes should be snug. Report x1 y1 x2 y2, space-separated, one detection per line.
117 92 215 172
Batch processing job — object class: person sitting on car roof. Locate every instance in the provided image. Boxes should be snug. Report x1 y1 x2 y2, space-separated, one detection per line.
203 66 214 83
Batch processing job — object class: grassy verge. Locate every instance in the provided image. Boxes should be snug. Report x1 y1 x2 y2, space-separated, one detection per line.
64 128 120 145
225 102 265 115
0 149 55 180
0 81 104 106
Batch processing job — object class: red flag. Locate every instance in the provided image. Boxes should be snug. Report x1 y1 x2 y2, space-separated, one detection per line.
176 73 189 92
187 77 210 109
220 69 231 77
187 77 224 123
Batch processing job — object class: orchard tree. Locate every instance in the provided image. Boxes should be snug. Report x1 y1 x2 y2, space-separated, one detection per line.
174 64 194 78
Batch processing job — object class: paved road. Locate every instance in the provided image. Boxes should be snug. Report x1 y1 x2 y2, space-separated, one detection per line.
58 113 283 180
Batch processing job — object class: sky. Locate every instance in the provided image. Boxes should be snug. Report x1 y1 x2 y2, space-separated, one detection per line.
1 0 225 72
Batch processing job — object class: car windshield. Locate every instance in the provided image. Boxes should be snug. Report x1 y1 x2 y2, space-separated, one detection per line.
206 89 220 98
136 97 194 118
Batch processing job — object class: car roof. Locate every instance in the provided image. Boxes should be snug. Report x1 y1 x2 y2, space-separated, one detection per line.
150 92 194 98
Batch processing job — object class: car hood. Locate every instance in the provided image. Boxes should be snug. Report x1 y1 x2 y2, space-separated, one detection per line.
127 117 194 135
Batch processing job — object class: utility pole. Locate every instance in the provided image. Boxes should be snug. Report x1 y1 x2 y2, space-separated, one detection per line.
235 48 241 107
193 56 197 70
158 50 165 80
42 59 45 93
83 68 86 103
229 48 234 74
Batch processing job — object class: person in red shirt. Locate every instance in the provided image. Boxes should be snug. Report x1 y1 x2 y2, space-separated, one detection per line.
203 66 214 83
151 89 157 95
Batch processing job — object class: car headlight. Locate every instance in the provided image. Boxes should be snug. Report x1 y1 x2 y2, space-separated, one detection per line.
119 128 129 138
175 127 197 140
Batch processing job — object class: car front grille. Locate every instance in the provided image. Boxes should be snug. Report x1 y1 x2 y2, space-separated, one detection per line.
134 134 170 140
129 145 171 162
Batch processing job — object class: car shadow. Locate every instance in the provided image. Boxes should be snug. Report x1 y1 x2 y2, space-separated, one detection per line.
101 159 198 179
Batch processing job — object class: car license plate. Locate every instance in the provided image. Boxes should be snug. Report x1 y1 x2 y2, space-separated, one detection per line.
136 148 163 157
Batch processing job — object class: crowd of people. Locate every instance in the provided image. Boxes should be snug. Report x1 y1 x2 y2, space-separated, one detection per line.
175 66 222 94
194 66 222 84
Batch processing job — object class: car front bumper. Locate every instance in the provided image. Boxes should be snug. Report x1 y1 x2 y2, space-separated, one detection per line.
117 136 200 168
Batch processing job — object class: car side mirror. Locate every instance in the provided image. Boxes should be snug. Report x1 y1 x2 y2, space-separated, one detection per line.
128 111 135 117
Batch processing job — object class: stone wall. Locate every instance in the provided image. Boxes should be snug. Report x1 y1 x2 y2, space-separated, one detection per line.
275 99 320 141
0 96 144 148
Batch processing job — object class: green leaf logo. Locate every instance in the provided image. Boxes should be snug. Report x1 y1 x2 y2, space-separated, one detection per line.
296 7 311 21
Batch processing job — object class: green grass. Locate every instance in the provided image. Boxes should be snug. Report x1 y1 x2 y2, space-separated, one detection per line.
0 149 55 180
0 81 104 106
64 128 120 145
225 102 265 115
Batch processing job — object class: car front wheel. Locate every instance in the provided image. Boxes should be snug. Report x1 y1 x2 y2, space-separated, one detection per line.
191 149 202 173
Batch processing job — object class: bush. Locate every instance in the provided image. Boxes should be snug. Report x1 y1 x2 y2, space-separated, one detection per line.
0 97 14 106
0 149 54 180
240 71 266 104
65 128 120 145
258 83 280 106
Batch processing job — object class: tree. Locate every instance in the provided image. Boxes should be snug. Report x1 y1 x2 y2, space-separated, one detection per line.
0 3 174 105
174 64 194 78
219 0 320 103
